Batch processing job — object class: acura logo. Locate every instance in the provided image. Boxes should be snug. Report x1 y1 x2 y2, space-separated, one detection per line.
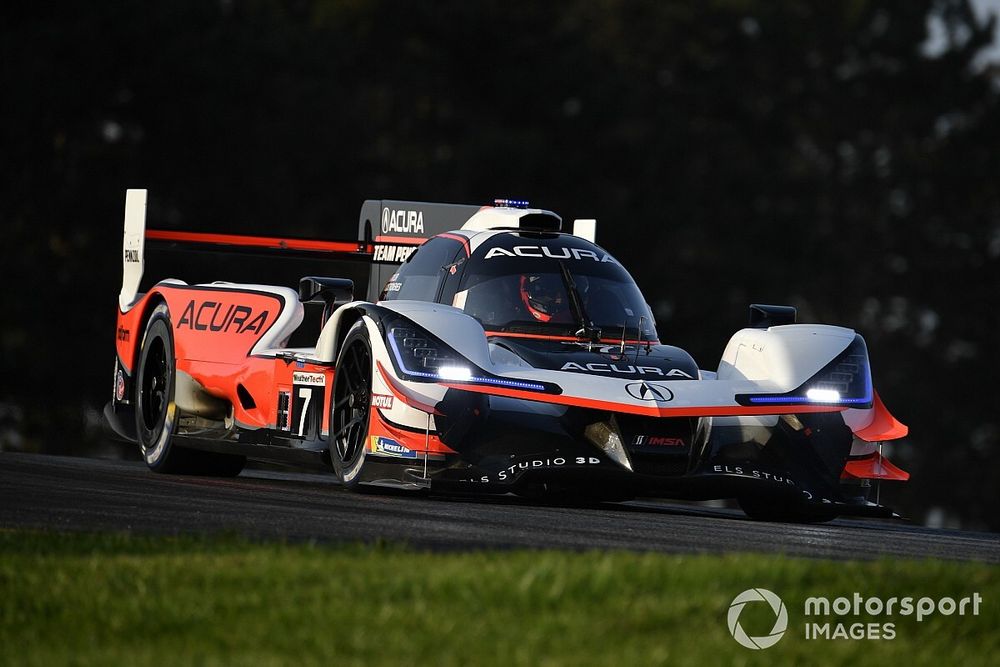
625 381 674 402
381 207 425 235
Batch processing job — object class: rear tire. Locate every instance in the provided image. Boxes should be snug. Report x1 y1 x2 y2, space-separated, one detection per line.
135 303 245 477
330 322 373 489
135 305 181 472
738 496 839 524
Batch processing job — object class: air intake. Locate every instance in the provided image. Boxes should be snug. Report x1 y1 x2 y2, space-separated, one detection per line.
516 212 563 233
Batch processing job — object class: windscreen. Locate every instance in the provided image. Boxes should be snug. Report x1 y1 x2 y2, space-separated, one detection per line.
453 233 658 340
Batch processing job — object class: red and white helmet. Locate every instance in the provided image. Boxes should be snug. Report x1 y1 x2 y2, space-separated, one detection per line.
519 274 566 322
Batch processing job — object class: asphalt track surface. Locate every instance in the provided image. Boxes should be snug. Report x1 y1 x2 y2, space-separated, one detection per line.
1 452 997 562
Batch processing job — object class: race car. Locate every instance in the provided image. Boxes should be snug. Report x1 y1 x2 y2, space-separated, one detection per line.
106 190 910 522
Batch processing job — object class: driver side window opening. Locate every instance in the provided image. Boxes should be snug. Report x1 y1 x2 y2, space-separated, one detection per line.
379 237 464 303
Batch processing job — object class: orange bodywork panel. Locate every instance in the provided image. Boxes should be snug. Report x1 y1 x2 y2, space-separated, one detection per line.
117 284 334 432
842 451 910 481
115 302 149 374
117 285 286 371
161 287 285 363
180 356 333 431
854 391 908 442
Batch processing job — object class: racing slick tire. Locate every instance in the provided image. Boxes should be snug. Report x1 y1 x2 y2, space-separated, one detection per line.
330 322 373 489
135 304 245 477
738 495 839 524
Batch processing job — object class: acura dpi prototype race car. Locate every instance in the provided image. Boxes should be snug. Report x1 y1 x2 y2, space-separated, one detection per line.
106 190 910 522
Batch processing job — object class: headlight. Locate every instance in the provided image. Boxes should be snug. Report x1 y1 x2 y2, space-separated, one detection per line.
385 323 550 392
388 326 469 379
736 335 873 408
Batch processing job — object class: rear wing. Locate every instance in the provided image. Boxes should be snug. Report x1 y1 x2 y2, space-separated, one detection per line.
119 191 599 309
118 189 372 311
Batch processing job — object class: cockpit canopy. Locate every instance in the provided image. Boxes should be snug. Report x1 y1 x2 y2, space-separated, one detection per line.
381 231 657 341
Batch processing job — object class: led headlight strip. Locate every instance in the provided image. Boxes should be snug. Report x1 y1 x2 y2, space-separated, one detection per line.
386 325 548 392
736 334 874 408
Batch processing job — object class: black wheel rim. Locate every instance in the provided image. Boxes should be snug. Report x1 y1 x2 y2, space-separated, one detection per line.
332 339 371 464
140 335 169 436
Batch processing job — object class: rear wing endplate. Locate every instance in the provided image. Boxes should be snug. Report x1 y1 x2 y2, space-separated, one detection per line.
120 189 147 310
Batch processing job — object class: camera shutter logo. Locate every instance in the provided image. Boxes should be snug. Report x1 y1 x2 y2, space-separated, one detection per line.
727 588 788 650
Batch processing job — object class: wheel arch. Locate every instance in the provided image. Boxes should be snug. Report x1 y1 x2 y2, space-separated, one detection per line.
316 301 396 363
118 291 170 384
136 292 169 343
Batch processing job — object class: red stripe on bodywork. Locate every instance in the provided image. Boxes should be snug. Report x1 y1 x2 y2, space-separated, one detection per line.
485 331 660 345
147 229 370 254
369 408 458 455
439 381 844 418
376 361 443 415
853 391 908 442
437 232 471 256
842 451 910 481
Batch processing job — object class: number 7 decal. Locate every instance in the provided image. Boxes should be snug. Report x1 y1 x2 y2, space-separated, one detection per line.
297 387 313 436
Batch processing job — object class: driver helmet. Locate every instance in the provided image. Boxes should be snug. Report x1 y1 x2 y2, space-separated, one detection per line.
519 273 573 322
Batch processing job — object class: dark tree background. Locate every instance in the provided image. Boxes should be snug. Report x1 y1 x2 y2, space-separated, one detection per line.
2 0 997 529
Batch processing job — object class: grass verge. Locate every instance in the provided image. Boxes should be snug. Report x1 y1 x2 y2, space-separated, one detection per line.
0 530 996 666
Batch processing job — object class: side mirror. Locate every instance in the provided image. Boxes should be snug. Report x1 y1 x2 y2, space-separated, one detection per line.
748 303 797 329
299 276 354 310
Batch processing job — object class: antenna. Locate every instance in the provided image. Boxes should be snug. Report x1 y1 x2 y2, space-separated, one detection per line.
635 316 645 363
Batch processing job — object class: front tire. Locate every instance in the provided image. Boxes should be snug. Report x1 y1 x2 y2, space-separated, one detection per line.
134 303 245 476
330 322 373 489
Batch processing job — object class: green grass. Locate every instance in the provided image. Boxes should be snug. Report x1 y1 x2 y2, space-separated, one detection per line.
0 530 996 666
